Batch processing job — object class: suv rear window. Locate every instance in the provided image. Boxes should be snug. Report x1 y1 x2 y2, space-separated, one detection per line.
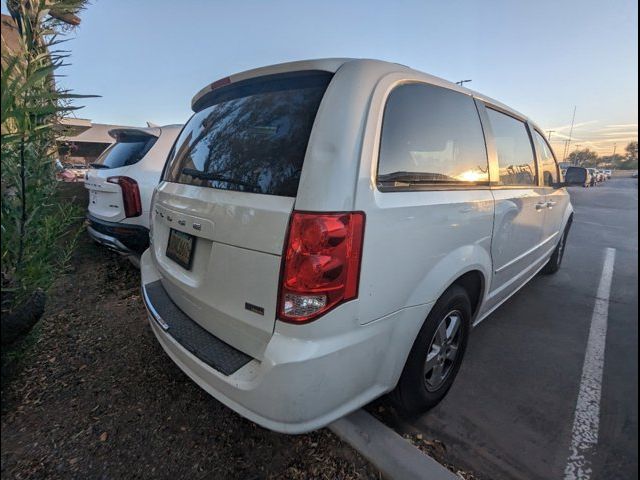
93 134 157 169
163 71 333 197
565 167 587 182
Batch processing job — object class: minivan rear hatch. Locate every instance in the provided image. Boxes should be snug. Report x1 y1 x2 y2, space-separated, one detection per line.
151 71 333 359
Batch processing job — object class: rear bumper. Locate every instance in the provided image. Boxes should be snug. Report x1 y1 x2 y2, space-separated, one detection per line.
140 249 431 433
86 214 149 255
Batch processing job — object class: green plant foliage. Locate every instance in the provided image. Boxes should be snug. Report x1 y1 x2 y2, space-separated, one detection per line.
1 0 94 310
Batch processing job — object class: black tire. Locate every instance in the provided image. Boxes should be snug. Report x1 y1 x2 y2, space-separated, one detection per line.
541 218 572 275
391 285 471 415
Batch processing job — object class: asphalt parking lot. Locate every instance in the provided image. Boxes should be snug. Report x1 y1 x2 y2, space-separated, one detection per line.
380 176 638 480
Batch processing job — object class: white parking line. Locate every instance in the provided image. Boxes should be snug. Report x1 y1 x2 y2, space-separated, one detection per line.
564 247 616 480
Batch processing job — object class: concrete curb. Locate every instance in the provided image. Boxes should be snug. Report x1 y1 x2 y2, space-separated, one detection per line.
329 409 458 480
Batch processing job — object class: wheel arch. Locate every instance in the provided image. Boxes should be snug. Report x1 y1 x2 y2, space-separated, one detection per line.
405 244 492 316
450 270 485 321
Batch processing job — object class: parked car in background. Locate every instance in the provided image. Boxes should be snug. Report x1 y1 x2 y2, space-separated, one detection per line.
603 169 612 179
66 163 88 181
587 168 599 186
564 166 592 187
85 125 181 258
140 59 573 434
56 161 87 182
56 168 77 182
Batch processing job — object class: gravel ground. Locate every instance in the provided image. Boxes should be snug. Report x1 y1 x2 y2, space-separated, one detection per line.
1 235 381 480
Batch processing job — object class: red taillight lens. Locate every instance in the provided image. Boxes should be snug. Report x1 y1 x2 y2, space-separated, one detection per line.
278 211 365 323
107 176 142 218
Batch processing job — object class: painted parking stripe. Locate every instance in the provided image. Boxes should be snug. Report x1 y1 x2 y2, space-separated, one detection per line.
564 247 616 480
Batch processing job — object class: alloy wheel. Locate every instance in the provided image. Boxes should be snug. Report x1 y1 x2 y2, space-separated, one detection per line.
424 310 463 392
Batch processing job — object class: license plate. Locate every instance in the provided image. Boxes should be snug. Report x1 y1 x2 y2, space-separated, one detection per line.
166 228 195 270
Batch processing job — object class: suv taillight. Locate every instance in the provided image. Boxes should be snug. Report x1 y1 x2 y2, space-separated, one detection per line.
107 176 142 218
278 211 365 323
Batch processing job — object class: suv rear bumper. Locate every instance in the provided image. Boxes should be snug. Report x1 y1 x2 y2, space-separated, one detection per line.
140 249 431 433
86 214 149 255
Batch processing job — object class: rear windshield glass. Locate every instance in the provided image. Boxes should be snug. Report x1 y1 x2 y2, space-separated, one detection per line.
565 167 586 182
93 134 157 169
163 71 333 197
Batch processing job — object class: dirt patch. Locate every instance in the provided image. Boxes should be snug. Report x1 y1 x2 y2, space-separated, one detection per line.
1 235 380 479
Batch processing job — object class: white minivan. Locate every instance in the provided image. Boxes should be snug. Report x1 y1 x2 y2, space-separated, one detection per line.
85 125 181 257
140 59 573 433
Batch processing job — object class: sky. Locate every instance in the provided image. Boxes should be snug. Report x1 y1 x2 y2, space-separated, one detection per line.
4 0 637 157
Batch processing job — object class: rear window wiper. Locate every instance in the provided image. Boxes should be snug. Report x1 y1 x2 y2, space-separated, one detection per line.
89 163 110 169
377 171 461 184
181 168 261 192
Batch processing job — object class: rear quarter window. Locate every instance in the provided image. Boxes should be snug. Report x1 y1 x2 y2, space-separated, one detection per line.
377 82 489 190
163 71 333 197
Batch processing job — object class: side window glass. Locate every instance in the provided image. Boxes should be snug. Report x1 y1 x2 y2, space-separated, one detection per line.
377 83 489 189
486 108 537 186
533 130 559 186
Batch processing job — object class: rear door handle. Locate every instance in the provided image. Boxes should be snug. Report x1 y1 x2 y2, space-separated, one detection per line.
535 202 546 211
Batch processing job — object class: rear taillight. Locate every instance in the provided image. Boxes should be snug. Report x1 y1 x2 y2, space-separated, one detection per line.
107 176 142 218
278 211 365 323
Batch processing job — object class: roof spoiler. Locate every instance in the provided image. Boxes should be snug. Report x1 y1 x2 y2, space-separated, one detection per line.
107 127 161 140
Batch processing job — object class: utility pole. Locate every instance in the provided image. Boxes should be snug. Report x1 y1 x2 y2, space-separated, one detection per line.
612 144 617 157
455 79 472 87
563 140 572 164
547 130 555 141
563 106 577 161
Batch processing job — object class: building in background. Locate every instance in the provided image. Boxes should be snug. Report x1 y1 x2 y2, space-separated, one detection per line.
57 118 119 166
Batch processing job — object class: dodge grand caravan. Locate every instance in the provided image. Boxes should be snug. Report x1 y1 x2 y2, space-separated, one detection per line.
141 59 573 433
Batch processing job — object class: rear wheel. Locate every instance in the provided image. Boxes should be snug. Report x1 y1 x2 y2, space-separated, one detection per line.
391 285 471 415
541 220 571 274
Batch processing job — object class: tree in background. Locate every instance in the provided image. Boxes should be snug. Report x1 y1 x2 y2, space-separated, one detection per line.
567 142 638 170
1 0 92 346
599 154 625 168
624 141 638 169
566 148 599 167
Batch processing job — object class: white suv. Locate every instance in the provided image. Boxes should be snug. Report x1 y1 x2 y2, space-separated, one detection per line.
85 125 181 257
140 59 573 433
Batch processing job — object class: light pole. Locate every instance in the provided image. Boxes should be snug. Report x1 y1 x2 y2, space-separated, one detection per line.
547 130 555 141
562 106 577 161
455 79 472 87
563 140 571 164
